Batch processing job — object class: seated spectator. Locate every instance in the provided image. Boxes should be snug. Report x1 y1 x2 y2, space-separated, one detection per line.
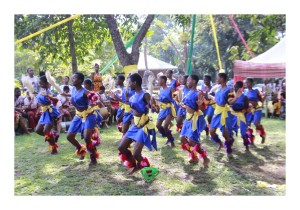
23 91 39 130
14 87 30 135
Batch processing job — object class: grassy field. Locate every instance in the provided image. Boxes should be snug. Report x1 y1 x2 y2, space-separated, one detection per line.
14 116 286 196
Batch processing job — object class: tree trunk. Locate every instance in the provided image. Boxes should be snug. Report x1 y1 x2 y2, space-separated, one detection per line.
105 15 155 67
67 19 78 73
144 37 148 70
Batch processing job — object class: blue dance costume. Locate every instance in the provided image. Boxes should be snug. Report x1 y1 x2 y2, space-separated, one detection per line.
158 87 176 120
200 85 215 117
244 89 262 124
116 87 135 124
177 86 190 117
244 88 266 141
230 94 249 147
68 88 102 135
124 91 157 151
180 90 206 143
210 86 234 153
37 89 60 125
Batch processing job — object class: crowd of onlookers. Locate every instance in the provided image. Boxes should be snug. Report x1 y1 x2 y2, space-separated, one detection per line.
14 67 118 135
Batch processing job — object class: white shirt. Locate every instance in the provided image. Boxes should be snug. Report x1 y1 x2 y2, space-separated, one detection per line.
15 95 25 107
25 75 39 91
23 96 38 109
60 84 72 92
57 94 70 108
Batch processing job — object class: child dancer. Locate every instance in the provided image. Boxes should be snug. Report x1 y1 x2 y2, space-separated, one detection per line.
244 78 266 143
66 72 102 165
200 75 215 136
35 75 60 154
180 75 210 166
209 72 235 158
156 75 177 147
176 75 190 132
230 81 250 151
118 73 157 175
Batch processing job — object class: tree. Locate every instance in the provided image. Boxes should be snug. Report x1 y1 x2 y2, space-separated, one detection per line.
104 14 155 70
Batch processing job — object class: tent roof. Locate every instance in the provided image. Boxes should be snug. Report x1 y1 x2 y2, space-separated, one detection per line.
249 37 285 63
138 53 177 70
233 37 286 79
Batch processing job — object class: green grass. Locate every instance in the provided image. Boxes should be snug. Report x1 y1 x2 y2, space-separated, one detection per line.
15 116 286 195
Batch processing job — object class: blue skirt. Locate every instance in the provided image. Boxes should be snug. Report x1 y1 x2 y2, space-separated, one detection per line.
123 112 133 124
246 110 262 124
203 105 215 117
158 107 172 120
231 115 247 137
210 111 233 136
38 106 60 125
68 110 103 134
180 115 206 143
177 107 186 117
125 125 157 151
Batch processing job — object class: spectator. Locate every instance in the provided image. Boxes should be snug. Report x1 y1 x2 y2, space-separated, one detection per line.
24 67 39 93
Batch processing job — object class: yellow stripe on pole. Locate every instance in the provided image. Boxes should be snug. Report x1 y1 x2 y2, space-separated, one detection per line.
209 15 222 71
15 14 81 45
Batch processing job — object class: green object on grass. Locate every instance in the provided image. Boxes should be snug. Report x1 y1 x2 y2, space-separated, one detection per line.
140 167 160 183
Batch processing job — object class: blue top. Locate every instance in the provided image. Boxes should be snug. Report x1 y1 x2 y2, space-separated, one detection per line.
244 89 259 102
37 89 52 105
159 87 173 103
199 84 212 92
183 89 199 111
168 78 178 90
215 86 232 105
129 91 149 114
121 87 135 102
182 86 190 97
231 94 247 111
71 87 89 109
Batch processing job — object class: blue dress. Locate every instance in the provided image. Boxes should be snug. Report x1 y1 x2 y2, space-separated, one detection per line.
177 86 190 117
244 89 262 124
124 91 157 151
180 90 206 143
230 94 247 137
168 78 178 91
210 86 233 136
37 89 60 125
68 88 102 134
116 87 135 123
158 87 176 120
200 85 215 117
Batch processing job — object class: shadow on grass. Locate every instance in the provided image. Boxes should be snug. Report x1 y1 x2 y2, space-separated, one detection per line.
37 159 161 195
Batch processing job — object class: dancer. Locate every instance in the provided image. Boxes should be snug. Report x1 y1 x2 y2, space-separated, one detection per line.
200 75 215 136
66 72 103 165
110 75 135 135
209 72 235 158
230 81 250 151
166 69 180 91
156 75 177 147
180 75 210 166
176 75 190 132
35 75 60 154
118 73 157 175
244 78 266 143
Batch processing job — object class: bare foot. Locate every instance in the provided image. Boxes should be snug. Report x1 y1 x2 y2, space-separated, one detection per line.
128 166 140 175
170 142 175 148
245 145 250 152
203 157 210 167
189 158 199 164
227 153 233 159
261 136 265 144
216 142 224 151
